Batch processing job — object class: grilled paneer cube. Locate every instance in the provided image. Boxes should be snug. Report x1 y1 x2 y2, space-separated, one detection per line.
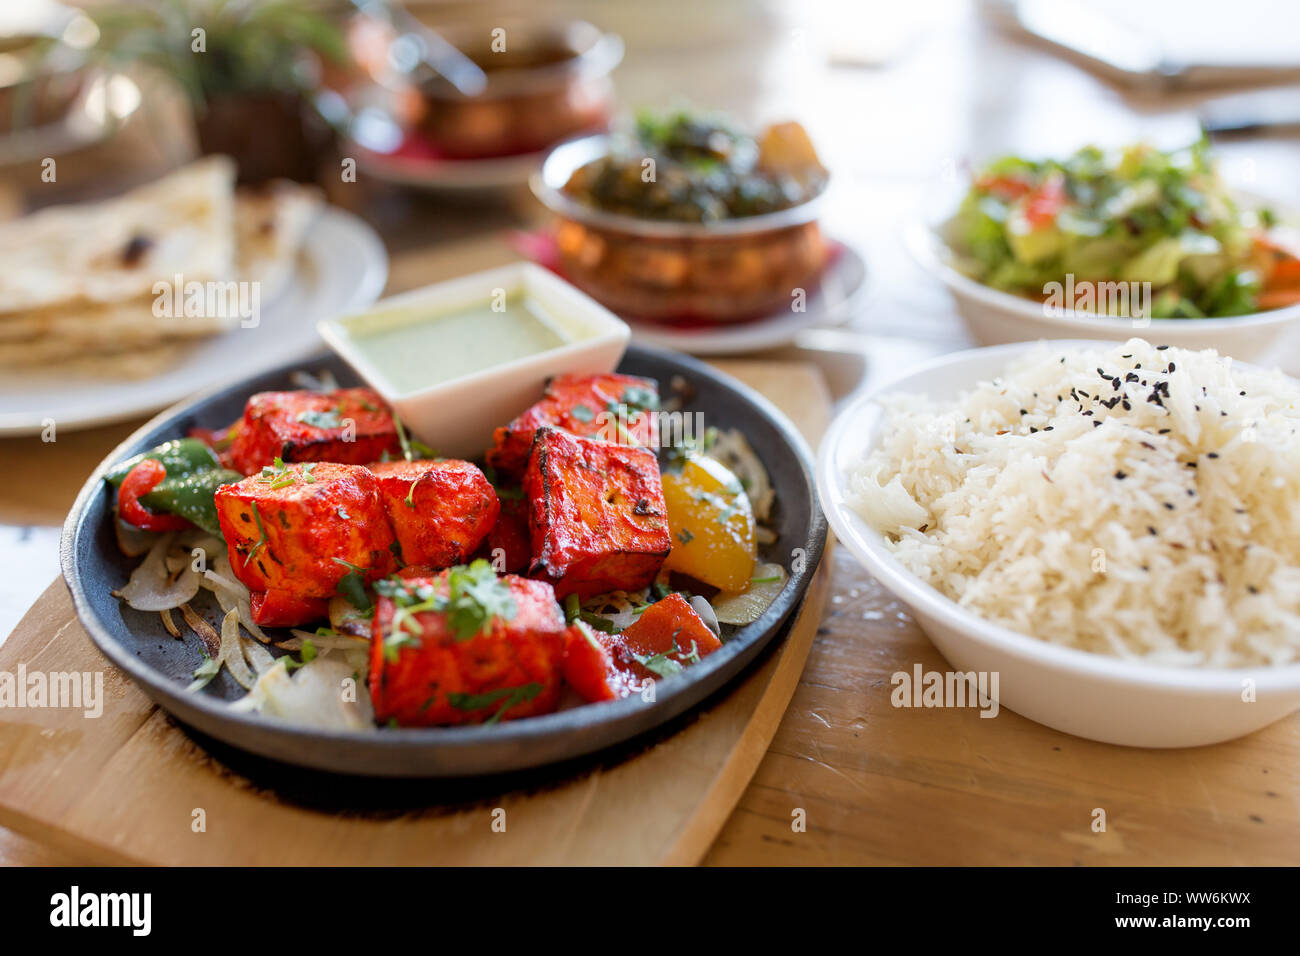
250 589 330 628
228 388 402 475
487 373 660 477
214 461 396 602
524 428 671 599
368 459 500 570
368 565 567 726
486 496 531 574
562 593 723 702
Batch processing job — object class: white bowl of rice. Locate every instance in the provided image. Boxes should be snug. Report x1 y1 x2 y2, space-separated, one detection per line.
818 337 1300 747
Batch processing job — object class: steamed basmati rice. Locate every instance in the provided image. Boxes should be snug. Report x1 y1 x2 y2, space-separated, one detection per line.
848 338 1300 668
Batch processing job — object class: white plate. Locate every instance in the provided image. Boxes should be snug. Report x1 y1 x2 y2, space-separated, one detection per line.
817 339 1300 747
626 240 870 356
0 206 388 436
906 192 1300 367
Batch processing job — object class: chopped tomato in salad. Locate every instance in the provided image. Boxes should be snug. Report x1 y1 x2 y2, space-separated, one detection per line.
948 140 1298 318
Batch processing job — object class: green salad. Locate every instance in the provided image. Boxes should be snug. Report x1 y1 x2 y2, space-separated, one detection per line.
945 140 1280 318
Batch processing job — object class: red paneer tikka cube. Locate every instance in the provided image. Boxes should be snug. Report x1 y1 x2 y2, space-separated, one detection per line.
227 387 402 475
524 427 671 600
368 459 500 570
368 567 569 727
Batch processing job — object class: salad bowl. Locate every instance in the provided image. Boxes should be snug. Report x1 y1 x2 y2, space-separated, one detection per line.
908 141 1300 363
906 215 1300 361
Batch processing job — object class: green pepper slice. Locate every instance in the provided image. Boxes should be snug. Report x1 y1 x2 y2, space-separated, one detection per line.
140 468 243 537
105 438 221 488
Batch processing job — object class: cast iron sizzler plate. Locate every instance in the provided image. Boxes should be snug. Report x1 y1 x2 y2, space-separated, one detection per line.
62 344 827 777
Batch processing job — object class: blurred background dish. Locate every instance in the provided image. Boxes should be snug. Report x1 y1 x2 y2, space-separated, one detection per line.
343 14 620 190
0 200 386 435
905 138 1300 363
0 2 140 165
532 115 829 324
905 199 1300 363
70 0 349 184
622 237 868 355
0 3 89 135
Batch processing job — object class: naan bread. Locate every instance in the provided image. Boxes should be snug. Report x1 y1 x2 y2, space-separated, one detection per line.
234 181 323 304
0 160 322 371
0 156 237 313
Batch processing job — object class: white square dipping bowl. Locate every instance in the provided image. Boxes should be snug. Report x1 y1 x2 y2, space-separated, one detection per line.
318 262 630 459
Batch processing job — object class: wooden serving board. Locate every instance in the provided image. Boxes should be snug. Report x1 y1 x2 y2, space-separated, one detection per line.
0 361 833 866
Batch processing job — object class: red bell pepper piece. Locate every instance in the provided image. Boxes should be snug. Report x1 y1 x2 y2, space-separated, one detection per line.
117 459 191 532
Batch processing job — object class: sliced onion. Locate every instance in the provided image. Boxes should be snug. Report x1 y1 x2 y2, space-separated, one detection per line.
160 608 179 638
583 589 650 632
114 516 159 557
240 636 277 675
708 429 774 523
219 607 256 690
178 531 224 554
689 594 721 636
711 562 788 626
231 657 374 730
115 533 200 611
179 602 222 657
202 569 243 595
201 554 268 644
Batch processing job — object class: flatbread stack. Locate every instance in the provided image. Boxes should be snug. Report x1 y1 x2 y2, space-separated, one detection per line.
0 156 322 375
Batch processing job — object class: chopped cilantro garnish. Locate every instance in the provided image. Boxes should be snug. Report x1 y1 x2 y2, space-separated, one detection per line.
620 385 660 414
296 408 342 429
332 557 371 612
634 627 696 677
444 560 516 640
676 528 695 545
247 502 269 559
382 631 419 664
447 682 543 724
570 403 595 423
635 649 684 679
190 653 220 687
392 414 439 462
578 610 617 633
375 560 516 644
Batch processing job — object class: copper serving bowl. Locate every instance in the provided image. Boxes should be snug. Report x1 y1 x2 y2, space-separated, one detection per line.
532 134 830 324
415 19 621 159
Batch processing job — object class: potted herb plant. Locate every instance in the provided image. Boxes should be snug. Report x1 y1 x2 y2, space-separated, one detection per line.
80 0 349 183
